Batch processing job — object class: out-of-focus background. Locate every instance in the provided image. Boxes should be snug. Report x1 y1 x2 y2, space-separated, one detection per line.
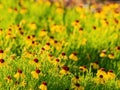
48 0 120 7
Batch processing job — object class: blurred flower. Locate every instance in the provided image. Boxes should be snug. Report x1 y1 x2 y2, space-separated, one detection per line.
90 61 99 70
81 38 87 45
31 69 41 79
8 7 13 13
44 42 50 51
72 20 80 29
0 59 6 67
107 70 116 80
49 36 54 45
75 6 83 13
52 58 60 66
59 52 68 60
28 22 37 30
60 66 70 75
29 58 41 67
96 68 106 77
72 83 84 90
14 69 25 80
116 46 120 51
79 27 84 34
71 75 80 84
39 82 47 90
53 40 62 50
100 50 106 58
79 66 88 73
45 0 51 6
23 51 33 58
0 3 3 9
108 53 115 59
48 54 54 63
0 28 2 35
20 7 27 14
39 30 48 37
20 19 26 26
54 1 60 7
5 76 13 83
56 7 64 14
95 74 106 84
69 52 78 61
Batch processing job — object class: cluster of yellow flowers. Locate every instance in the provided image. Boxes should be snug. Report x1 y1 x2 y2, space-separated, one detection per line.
95 68 116 84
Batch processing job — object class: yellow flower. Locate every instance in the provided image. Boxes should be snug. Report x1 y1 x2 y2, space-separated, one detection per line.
72 83 84 90
5 76 13 83
31 40 38 47
0 48 9 58
20 7 27 14
49 36 54 45
20 19 26 26
54 2 60 7
72 20 80 29
59 52 68 60
13 8 18 13
28 22 37 30
50 24 57 34
52 58 60 66
23 51 33 58
39 82 47 90
47 54 54 63
107 70 116 80
79 28 84 34
95 74 106 84
44 43 50 51
40 47 46 54
69 52 78 61
0 59 7 67
71 76 80 84
100 50 106 58
108 53 115 59
39 30 48 37
14 69 25 80
8 7 13 13
79 66 88 73
37 0 43 4
0 3 3 9
60 66 70 75
80 13 86 20
116 46 120 51
81 38 87 45
56 7 64 14
53 40 62 50
29 58 41 67
90 61 99 70
75 6 83 13
31 69 41 79
96 68 106 77
0 28 2 35
45 1 51 6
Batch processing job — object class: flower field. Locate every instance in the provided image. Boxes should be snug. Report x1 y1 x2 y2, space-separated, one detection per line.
0 0 120 90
